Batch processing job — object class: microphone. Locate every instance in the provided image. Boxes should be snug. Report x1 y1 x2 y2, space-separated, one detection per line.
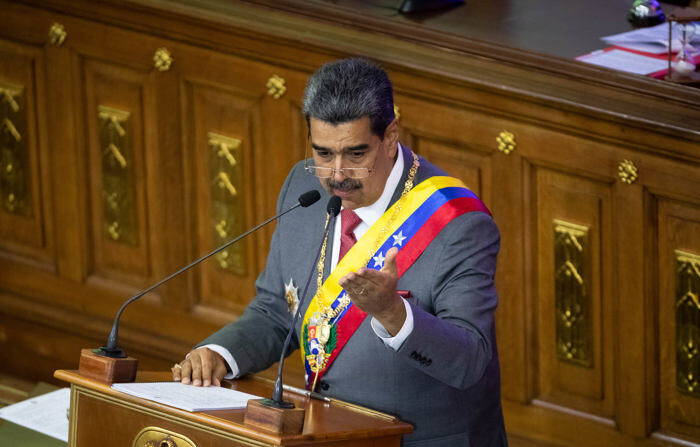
268 195 342 408
96 190 322 359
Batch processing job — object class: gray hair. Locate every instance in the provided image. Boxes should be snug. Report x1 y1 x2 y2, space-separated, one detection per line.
302 58 395 138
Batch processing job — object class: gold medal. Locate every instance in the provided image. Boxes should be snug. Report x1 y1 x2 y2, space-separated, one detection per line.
285 278 299 315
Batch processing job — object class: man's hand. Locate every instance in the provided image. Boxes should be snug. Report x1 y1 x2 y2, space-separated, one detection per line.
171 347 227 387
338 247 406 335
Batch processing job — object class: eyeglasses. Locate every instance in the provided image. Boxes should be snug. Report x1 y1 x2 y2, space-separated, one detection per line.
303 140 376 179
304 164 374 179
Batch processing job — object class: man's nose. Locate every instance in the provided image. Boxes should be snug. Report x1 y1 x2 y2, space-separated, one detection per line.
332 156 346 181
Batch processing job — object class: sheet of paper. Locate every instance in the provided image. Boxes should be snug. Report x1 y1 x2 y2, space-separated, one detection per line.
601 22 698 51
0 388 70 442
111 382 261 412
578 49 668 75
615 42 669 54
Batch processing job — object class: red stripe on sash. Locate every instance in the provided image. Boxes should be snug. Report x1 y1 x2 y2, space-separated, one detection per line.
396 197 490 277
308 196 489 386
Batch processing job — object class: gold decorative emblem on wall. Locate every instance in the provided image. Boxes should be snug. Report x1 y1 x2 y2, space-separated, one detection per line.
0 80 31 216
132 426 197 447
49 23 67 46
675 249 700 397
554 219 592 367
266 74 286 99
208 132 245 274
497 131 516 155
153 48 173 72
98 105 137 244
618 159 638 184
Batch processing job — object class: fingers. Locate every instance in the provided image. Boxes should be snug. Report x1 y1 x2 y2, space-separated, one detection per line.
190 352 204 386
175 348 226 387
213 359 228 387
199 350 221 387
381 247 399 275
171 362 182 382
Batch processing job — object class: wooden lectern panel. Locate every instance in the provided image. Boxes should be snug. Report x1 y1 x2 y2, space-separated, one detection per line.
55 370 412 447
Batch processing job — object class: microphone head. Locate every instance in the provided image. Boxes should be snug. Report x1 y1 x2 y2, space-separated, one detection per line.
298 190 321 207
327 196 342 217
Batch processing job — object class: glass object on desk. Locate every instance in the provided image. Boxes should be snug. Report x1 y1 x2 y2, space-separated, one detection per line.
672 22 698 76
628 0 666 28
666 11 700 84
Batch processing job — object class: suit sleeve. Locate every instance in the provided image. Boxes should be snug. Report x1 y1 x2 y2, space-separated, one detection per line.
195 165 303 376
396 211 500 390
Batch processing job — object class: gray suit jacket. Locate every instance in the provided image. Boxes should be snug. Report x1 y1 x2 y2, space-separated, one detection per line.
200 144 507 446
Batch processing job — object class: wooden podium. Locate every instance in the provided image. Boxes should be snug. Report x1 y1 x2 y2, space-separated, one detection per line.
54 370 413 447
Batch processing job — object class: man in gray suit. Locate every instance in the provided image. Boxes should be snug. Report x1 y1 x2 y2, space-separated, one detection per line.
173 58 507 446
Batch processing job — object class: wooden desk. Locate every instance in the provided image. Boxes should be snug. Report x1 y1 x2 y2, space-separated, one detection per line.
54 370 413 447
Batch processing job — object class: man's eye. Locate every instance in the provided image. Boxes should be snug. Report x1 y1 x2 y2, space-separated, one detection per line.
350 151 365 159
316 151 331 158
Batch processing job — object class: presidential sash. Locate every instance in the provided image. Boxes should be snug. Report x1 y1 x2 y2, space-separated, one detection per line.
301 176 491 388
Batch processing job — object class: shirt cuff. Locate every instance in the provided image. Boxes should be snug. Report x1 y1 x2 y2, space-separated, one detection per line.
192 344 240 379
370 298 414 351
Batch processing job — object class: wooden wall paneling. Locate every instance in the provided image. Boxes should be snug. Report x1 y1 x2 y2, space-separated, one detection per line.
254 70 309 275
0 292 176 384
533 166 615 421
175 52 271 316
642 152 700 443
186 79 260 314
147 56 188 312
82 58 153 284
614 159 653 439
0 10 209 377
59 9 195 311
0 38 54 267
42 15 89 284
657 199 700 441
0 305 100 384
491 130 527 406
414 137 489 198
60 17 201 341
502 398 665 447
175 42 310 316
511 113 624 432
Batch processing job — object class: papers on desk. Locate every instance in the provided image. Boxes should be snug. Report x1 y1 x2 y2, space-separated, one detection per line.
577 49 668 75
578 22 700 76
0 388 70 442
602 22 698 53
111 382 262 412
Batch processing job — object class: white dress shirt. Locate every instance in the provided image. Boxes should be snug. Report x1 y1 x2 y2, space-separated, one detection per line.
201 144 414 378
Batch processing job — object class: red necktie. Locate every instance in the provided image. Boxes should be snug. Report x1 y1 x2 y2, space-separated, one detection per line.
338 209 362 262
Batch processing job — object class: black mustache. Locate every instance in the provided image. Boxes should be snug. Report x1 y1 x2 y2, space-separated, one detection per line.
327 178 362 191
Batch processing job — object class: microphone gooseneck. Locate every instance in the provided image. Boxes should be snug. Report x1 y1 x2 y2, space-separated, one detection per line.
271 195 341 407
96 190 321 358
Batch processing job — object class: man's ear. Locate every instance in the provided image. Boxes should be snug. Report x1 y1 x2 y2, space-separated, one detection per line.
383 118 400 156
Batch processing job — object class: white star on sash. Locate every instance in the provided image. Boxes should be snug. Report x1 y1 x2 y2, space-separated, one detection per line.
392 231 407 247
373 252 386 268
